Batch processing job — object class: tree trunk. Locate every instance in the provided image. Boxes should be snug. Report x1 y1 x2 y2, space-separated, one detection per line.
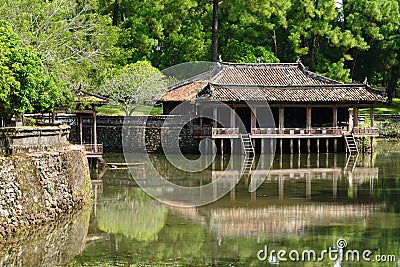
112 0 119 26
211 0 219 62
387 64 400 104
272 30 278 57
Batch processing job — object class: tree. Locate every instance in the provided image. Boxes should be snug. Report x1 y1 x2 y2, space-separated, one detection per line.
342 0 400 102
0 20 61 121
100 61 166 116
211 0 219 62
0 0 123 93
221 39 279 63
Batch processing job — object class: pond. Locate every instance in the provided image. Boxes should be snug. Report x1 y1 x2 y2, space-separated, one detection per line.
2 140 400 266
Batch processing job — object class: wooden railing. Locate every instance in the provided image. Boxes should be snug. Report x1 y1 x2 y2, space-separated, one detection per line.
251 127 343 136
84 144 103 155
212 128 239 136
192 125 212 136
353 127 379 135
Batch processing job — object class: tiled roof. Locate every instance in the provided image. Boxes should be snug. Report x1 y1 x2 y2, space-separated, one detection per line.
160 81 206 102
160 62 385 103
209 85 386 103
211 62 339 86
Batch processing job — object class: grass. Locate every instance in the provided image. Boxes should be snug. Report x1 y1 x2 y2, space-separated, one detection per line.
359 98 400 115
97 105 163 116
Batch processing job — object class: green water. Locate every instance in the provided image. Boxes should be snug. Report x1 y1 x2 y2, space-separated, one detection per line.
3 140 400 266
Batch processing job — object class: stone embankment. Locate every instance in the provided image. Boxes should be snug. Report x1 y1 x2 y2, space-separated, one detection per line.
0 126 91 237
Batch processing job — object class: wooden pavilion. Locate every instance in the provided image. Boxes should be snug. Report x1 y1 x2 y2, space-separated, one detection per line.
160 61 386 154
73 90 108 165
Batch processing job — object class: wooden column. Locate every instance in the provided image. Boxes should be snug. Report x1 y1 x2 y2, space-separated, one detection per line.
334 139 337 153
326 139 329 153
280 139 283 154
270 138 274 154
298 139 301 154
279 106 284 129
333 106 338 127
199 107 203 128
213 106 218 128
93 108 97 146
306 106 312 129
79 115 83 145
307 139 311 153
316 139 320 154
353 106 359 128
370 106 375 153
261 138 265 154
370 106 374 127
251 107 256 131
221 139 224 155
290 139 293 154
230 106 235 128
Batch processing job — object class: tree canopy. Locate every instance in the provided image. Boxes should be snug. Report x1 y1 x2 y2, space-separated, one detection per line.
0 0 399 111
0 20 61 119
100 61 166 116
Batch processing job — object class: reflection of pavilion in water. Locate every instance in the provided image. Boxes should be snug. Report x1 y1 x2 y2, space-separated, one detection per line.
211 154 378 199
93 154 383 240
171 154 383 239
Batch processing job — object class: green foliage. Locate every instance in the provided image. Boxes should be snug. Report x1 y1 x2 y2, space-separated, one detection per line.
97 105 163 116
222 39 279 63
0 20 61 119
97 188 168 241
0 0 399 108
100 61 167 116
0 0 123 93
317 58 351 83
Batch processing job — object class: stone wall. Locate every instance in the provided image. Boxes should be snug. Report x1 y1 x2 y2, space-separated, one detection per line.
0 125 70 155
65 115 198 153
0 145 91 237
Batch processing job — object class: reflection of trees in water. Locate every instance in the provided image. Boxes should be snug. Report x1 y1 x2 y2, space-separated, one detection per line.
97 187 167 241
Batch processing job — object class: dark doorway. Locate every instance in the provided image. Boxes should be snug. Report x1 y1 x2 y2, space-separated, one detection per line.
235 107 251 133
284 107 306 128
312 107 333 127
338 108 349 128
